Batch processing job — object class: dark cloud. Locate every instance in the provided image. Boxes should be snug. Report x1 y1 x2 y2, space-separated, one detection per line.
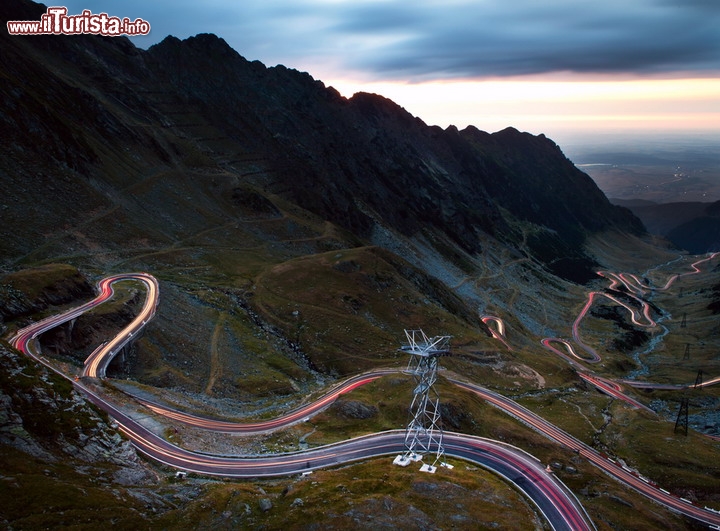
333 0 720 79
57 0 720 80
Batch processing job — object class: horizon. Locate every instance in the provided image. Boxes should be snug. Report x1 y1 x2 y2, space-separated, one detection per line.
28 1 720 148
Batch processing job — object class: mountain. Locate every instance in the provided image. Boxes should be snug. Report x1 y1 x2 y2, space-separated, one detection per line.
143 34 645 281
611 199 720 253
0 1 642 286
5 2 720 529
0 0 649 391
665 201 720 253
0 0 649 432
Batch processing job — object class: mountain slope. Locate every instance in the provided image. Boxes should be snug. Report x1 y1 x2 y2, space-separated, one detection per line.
145 33 643 272
0 1 642 284
612 199 720 253
0 0 653 394
5 3 720 529
0 0 651 395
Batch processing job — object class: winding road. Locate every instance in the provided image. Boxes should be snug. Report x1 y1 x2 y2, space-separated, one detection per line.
8 253 720 528
133 370 394 434
448 377 720 526
9 274 593 531
533 252 720 408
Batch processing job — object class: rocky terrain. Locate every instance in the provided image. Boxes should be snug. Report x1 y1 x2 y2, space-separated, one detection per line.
0 263 94 323
0 340 162 529
2 0 720 529
0 343 143 473
0 1 641 281
0 0 647 392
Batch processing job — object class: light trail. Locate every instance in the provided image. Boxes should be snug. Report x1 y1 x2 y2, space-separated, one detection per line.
448 376 720 528
133 371 392 434
542 338 599 365
82 273 158 378
481 315 513 351
8 273 593 531
543 251 720 393
9 262 720 528
576 373 653 413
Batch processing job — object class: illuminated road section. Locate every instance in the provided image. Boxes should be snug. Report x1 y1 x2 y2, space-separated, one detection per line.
9 273 593 531
134 370 394 434
448 376 720 528
576 374 653 413
481 315 512 351
10 273 157 373
82 273 158 378
543 252 720 399
10 266 720 528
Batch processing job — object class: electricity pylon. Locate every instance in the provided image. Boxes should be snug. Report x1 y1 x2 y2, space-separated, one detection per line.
393 329 452 473
674 397 689 436
694 369 703 389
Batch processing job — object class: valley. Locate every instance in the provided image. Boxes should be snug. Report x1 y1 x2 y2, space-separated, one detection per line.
567 137 720 255
565 135 720 204
1 1 720 528
2 240 714 528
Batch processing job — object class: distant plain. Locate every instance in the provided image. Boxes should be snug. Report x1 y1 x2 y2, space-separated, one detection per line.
564 134 720 203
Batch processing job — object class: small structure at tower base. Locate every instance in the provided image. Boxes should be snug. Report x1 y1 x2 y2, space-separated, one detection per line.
393 453 422 467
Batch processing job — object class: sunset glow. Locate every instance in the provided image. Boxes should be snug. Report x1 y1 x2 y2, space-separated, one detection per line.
326 76 720 142
55 0 720 144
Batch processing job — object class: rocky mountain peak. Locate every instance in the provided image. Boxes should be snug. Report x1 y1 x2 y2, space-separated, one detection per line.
1 0 643 286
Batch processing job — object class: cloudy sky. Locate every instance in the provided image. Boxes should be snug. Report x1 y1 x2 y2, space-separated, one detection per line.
58 0 720 144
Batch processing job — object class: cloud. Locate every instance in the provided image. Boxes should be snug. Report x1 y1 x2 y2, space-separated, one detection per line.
327 0 720 79
57 0 720 80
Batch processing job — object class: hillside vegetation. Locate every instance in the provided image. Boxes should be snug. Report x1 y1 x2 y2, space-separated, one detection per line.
1 1 719 529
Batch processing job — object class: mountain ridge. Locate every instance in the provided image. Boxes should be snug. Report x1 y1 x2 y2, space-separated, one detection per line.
0 0 653 393
6 3 720 529
147 32 644 258
1 13 643 283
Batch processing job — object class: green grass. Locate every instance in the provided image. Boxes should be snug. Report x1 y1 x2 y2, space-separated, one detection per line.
233 374 698 530
0 446 150 531
252 246 489 376
5 204 720 530
152 458 544 530
82 280 143 316
2 263 81 296
0 263 89 307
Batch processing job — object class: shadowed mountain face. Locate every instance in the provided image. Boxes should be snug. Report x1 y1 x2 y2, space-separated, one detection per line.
612 200 720 253
146 34 643 265
0 0 642 285
664 201 720 254
6 6 719 528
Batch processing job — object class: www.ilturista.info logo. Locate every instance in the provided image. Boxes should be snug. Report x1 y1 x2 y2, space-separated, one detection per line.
7 6 150 36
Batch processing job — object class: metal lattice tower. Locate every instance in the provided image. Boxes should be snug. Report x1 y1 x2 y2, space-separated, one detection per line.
393 329 452 473
674 396 689 436
683 343 691 361
694 369 704 389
